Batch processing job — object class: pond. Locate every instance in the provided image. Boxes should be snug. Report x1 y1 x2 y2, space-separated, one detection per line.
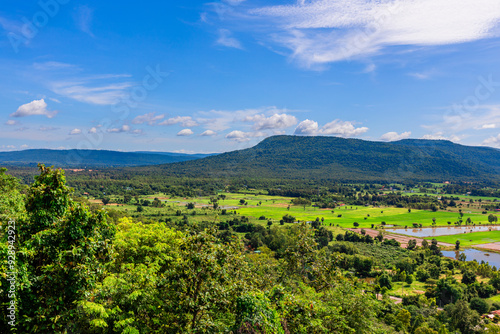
387 225 499 238
442 249 500 269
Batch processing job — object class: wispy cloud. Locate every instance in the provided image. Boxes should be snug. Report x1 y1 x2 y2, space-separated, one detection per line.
213 0 500 68
159 116 199 127
216 29 244 49
5 120 18 126
75 5 94 37
483 134 500 148
39 126 59 131
243 113 297 130
49 76 133 105
69 128 82 135
424 104 500 133
33 62 79 71
408 69 437 80
132 112 165 125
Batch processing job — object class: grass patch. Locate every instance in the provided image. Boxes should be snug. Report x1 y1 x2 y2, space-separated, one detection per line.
426 230 500 247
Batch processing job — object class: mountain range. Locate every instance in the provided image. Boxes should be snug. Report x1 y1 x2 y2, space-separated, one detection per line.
0 149 212 167
2 136 499 183
133 136 500 183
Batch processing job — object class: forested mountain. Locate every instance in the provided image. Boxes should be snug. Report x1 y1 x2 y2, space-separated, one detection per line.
137 136 500 183
0 149 211 167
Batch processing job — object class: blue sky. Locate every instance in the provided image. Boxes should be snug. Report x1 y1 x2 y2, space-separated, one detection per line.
1 0 500 153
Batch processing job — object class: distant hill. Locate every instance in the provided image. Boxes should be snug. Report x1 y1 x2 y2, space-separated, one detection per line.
137 135 500 183
0 149 211 167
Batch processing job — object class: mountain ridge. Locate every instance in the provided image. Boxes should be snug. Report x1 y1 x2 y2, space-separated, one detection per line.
133 135 500 183
0 149 211 167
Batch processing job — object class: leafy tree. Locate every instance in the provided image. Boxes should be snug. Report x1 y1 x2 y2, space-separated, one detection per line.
462 270 476 285
377 273 392 290
470 297 489 315
455 240 460 250
291 197 311 210
407 239 417 250
233 292 285 333
490 273 500 290
445 299 481 334
164 227 251 332
415 324 438 334
434 278 464 305
15 165 115 333
101 197 110 205
123 194 132 203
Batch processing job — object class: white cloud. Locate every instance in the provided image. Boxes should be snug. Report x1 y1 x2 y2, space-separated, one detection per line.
177 129 194 136
69 128 82 135
10 99 58 118
294 119 319 135
5 120 18 126
240 0 500 67
479 123 496 129
196 106 292 132
225 130 268 142
421 132 461 142
483 134 500 148
160 116 199 127
88 127 97 134
380 131 411 141
216 29 244 49
20 144 29 149
108 125 131 133
200 130 218 136
132 112 165 125
320 120 368 137
244 113 298 130
226 130 250 142
294 119 368 137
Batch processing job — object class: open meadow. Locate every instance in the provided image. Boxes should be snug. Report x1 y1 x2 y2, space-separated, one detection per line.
96 191 498 234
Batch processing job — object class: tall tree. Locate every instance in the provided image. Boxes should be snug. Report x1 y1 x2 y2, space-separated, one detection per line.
16 165 115 333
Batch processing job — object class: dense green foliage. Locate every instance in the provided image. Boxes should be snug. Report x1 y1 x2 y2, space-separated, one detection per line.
2 166 500 333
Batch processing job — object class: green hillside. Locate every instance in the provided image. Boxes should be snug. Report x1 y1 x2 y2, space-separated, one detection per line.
138 135 500 183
